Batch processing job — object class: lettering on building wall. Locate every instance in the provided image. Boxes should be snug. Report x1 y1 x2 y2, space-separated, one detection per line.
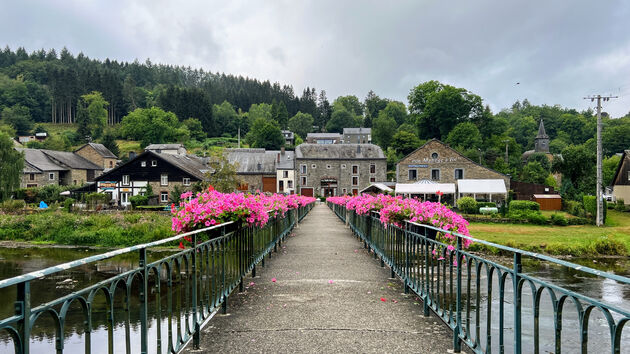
410 157 460 164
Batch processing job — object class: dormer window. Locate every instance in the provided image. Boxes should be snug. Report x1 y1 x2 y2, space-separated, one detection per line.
141 161 146 167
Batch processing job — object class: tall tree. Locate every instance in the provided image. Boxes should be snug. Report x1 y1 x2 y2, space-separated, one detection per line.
271 99 289 129
372 111 397 149
288 112 314 140
315 90 331 131
76 91 108 141
326 109 358 133
0 131 23 201
1 105 33 135
246 118 284 150
364 90 388 128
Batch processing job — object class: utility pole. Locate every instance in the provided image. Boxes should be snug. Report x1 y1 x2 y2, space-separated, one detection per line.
584 94 618 226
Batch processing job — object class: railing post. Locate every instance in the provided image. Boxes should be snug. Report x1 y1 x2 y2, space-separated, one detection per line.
139 247 149 354
453 236 463 352
16 281 31 354
191 234 200 349
222 235 228 314
513 253 522 354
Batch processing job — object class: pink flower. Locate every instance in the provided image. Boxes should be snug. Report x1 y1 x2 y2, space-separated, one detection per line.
328 280 334 284
271 278 277 283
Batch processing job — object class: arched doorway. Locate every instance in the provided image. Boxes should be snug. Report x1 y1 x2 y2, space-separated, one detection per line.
320 177 338 197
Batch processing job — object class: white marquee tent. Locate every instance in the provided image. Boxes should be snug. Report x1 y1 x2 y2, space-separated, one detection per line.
457 179 507 201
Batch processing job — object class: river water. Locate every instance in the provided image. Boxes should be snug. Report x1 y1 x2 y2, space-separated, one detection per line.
0 247 628 353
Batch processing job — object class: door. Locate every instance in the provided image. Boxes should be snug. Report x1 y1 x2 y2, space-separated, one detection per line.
300 188 314 197
121 192 130 206
262 177 276 193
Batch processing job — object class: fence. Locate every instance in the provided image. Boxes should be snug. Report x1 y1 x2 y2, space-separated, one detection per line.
0 204 313 354
329 202 629 353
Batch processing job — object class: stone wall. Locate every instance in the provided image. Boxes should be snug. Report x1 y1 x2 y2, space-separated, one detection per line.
296 158 386 196
76 146 117 170
397 140 510 189
236 174 264 193
20 172 59 188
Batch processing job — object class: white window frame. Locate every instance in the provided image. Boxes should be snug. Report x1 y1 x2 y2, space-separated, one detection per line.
49 173 55 181
311 164 317 169
341 164 346 169
326 164 331 169
283 170 288 178
370 164 376 174
122 175 130 185
352 165 359 175
183 177 190 186
161 174 168 186
301 176 307 186
352 176 359 186
288 180 293 188
300 164 307 174
454 168 464 180
160 192 168 203
151 160 157 167
431 169 440 181
141 161 146 167
370 177 376 183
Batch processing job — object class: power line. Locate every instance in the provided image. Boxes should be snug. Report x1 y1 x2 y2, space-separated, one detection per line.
583 94 618 226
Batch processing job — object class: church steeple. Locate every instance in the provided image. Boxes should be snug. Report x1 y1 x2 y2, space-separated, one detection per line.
534 118 549 153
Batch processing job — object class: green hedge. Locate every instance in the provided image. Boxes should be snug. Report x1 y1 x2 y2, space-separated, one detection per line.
457 197 478 214
477 202 497 208
583 195 607 222
509 200 540 212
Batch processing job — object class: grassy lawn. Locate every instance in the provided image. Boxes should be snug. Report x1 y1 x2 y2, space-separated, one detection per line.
116 139 142 157
467 210 630 256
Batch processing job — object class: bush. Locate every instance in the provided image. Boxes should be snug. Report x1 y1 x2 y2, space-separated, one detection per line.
509 209 548 225
583 195 607 221
63 198 75 212
0 199 26 212
567 217 589 225
457 197 478 214
615 199 626 212
129 195 149 208
509 200 540 212
565 200 586 217
592 236 628 256
550 213 568 226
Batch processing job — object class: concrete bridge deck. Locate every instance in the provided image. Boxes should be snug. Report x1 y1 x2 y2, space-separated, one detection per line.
186 203 456 353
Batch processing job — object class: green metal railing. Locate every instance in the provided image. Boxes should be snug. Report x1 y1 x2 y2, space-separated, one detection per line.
0 204 313 354
329 202 630 354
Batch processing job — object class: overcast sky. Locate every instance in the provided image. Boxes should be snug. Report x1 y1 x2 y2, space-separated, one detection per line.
1 0 630 116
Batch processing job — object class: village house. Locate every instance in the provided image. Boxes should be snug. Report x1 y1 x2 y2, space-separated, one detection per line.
305 133 342 144
17 148 103 188
396 139 510 202
145 143 187 155
225 148 278 193
295 143 387 197
342 128 371 144
611 150 630 205
74 142 118 172
275 149 295 194
281 130 295 146
93 150 209 207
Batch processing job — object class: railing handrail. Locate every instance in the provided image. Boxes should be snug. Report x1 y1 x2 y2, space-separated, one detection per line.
0 221 235 289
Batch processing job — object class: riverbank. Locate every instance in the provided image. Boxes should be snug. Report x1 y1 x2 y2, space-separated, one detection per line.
0 210 174 247
468 210 630 257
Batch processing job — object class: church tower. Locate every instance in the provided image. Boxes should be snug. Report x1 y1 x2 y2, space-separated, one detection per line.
534 118 550 153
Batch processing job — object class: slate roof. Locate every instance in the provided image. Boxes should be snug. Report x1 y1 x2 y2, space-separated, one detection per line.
17 148 68 172
295 144 385 159
343 127 371 134
225 149 277 175
41 149 102 170
269 150 295 170
145 144 185 151
77 143 117 158
23 161 42 174
306 133 342 139
157 153 210 180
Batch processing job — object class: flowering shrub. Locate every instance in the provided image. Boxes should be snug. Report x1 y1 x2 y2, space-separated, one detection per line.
328 194 473 254
171 187 316 234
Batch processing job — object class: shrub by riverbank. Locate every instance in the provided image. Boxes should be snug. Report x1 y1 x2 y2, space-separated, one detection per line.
0 210 174 247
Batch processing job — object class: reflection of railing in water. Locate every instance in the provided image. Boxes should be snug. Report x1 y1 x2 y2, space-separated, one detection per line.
0 204 313 354
329 202 630 354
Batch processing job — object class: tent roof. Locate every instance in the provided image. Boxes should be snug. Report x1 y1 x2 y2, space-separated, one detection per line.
395 183 455 194
360 183 393 194
457 179 507 194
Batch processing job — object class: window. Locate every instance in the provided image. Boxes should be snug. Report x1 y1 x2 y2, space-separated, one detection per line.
455 169 464 180
408 169 417 180
370 164 376 174
341 164 346 169
283 171 288 178
370 177 376 183
301 176 307 185
161 174 168 186
151 160 157 167
288 180 293 188
109 161 114 168
160 192 168 203
49 173 55 181
300 164 307 174
352 165 359 175
141 161 146 167
122 175 130 185
29 173 35 181
279 180 284 192
73 180 77 185
311 164 317 168
342 188 347 195
431 152 439 159
27 184 37 188
326 165 331 169
183 178 190 186
431 169 440 181
352 176 359 186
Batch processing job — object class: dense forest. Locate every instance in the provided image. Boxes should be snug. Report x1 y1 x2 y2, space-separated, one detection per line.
1 46 629 202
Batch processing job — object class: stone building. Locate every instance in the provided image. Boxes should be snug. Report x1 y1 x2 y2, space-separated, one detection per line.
281 130 295 146
343 128 371 144
522 118 552 162
74 142 118 172
396 139 510 189
225 149 278 193
295 143 386 197
305 133 342 144
18 148 103 188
